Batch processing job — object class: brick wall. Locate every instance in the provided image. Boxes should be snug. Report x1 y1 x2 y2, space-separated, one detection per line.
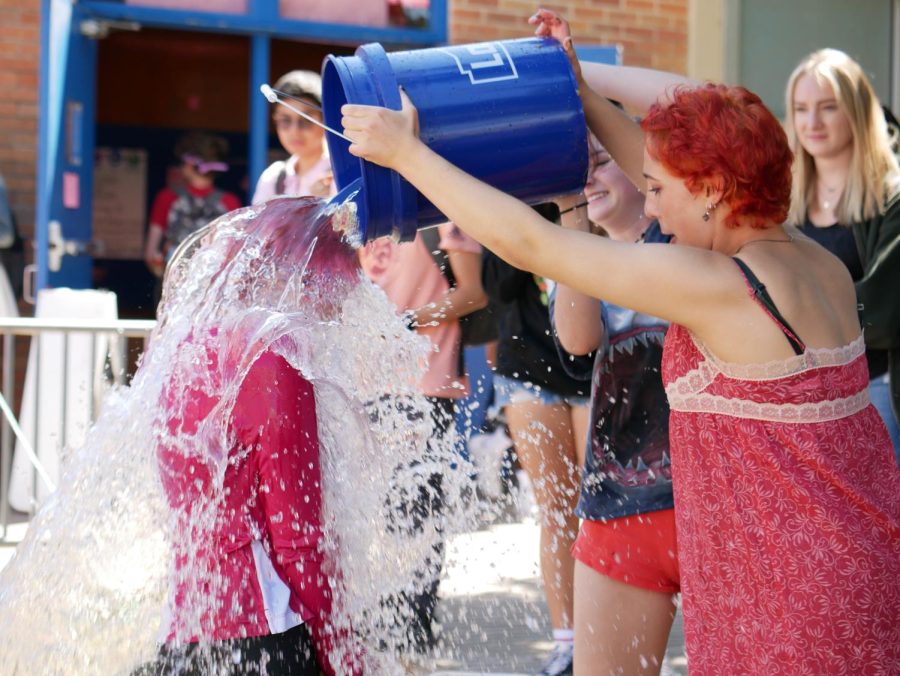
0 0 40 241
450 0 687 72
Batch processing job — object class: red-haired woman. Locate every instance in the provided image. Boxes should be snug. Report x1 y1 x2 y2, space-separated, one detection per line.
338 11 900 675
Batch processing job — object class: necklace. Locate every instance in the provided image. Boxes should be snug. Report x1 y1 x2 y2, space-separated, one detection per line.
636 215 648 243
817 181 842 211
734 234 795 254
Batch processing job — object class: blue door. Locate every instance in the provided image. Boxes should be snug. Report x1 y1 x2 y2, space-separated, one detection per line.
37 0 450 294
37 0 99 290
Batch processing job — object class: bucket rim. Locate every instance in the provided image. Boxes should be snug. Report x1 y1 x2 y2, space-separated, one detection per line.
322 44 419 242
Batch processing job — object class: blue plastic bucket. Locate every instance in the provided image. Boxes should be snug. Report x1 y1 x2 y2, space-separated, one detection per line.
322 38 588 242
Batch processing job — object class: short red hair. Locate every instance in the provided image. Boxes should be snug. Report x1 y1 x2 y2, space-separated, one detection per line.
641 84 793 229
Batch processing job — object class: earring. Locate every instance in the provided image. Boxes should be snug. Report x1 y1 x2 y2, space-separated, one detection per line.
703 202 717 222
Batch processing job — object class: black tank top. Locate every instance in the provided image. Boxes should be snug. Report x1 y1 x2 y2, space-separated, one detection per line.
799 219 863 280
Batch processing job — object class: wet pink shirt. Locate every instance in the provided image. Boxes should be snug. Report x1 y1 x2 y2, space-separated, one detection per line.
359 223 481 398
158 347 335 666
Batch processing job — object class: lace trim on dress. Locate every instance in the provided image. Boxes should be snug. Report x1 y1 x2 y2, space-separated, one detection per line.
665 333 871 423
666 357 718 400
688 333 865 382
666 387 871 423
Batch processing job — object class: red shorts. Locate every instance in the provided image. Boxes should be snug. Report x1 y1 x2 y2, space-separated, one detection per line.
572 508 680 594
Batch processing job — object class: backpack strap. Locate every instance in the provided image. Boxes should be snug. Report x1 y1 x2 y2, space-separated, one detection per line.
419 226 467 373
420 226 455 287
274 163 288 196
732 257 806 355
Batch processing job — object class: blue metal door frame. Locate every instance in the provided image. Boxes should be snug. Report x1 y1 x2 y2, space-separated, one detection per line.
37 0 98 291
77 0 448 46
37 0 448 290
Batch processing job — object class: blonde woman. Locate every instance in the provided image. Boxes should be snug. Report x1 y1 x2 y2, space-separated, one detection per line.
785 48 900 456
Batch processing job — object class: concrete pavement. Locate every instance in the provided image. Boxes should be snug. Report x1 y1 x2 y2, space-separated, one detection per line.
0 506 688 675
429 514 687 675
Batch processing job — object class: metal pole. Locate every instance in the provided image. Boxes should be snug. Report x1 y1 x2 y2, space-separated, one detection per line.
115 331 127 386
61 331 69 457
249 32 271 194
0 333 13 541
31 335 40 514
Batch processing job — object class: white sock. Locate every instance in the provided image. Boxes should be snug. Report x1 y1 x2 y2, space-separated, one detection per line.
552 628 574 648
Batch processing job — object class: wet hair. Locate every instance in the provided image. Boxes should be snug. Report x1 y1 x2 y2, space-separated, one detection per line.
161 198 360 330
784 48 900 224
641 84 793 229
237 200 360 294
300 212 362 283
272 69 323 108
222 199 358 284
174 131 229 175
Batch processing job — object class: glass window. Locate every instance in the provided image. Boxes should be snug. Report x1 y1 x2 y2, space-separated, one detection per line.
279 0 432 29
122 0 248 14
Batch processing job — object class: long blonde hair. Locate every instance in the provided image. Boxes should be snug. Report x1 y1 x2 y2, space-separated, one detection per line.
784 48 900 225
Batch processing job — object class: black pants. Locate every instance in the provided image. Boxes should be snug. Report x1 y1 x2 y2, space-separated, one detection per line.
135 623 320 676
383 396 455 653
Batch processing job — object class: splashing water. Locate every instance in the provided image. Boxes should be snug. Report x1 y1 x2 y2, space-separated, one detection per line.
0 197 474 674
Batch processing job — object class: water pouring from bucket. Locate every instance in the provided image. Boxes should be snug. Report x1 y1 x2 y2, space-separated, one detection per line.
0 197 474 674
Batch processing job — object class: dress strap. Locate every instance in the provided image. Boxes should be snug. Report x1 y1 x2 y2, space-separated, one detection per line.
732 257 806 355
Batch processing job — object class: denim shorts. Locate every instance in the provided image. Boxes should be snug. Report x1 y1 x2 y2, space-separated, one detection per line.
868 374 900 463
492 373 589 410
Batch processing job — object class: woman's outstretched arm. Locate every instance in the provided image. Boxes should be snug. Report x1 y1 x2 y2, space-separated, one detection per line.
530 8 700 113
529 8 699 190
578 79 647 190
581 61 701 113
552 198 605 355
340 94 736 334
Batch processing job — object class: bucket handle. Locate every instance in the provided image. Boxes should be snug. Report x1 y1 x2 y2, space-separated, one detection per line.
259 84 352 143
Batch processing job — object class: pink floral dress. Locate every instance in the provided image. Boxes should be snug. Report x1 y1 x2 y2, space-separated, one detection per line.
663 320 900 674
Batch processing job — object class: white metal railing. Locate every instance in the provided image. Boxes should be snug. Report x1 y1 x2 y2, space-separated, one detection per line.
0 317 156 542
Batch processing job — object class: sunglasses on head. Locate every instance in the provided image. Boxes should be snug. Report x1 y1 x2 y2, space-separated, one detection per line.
273 115 322 131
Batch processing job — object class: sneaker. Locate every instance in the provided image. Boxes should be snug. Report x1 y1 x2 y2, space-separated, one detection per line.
398 652 434 675
538 642 574 676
